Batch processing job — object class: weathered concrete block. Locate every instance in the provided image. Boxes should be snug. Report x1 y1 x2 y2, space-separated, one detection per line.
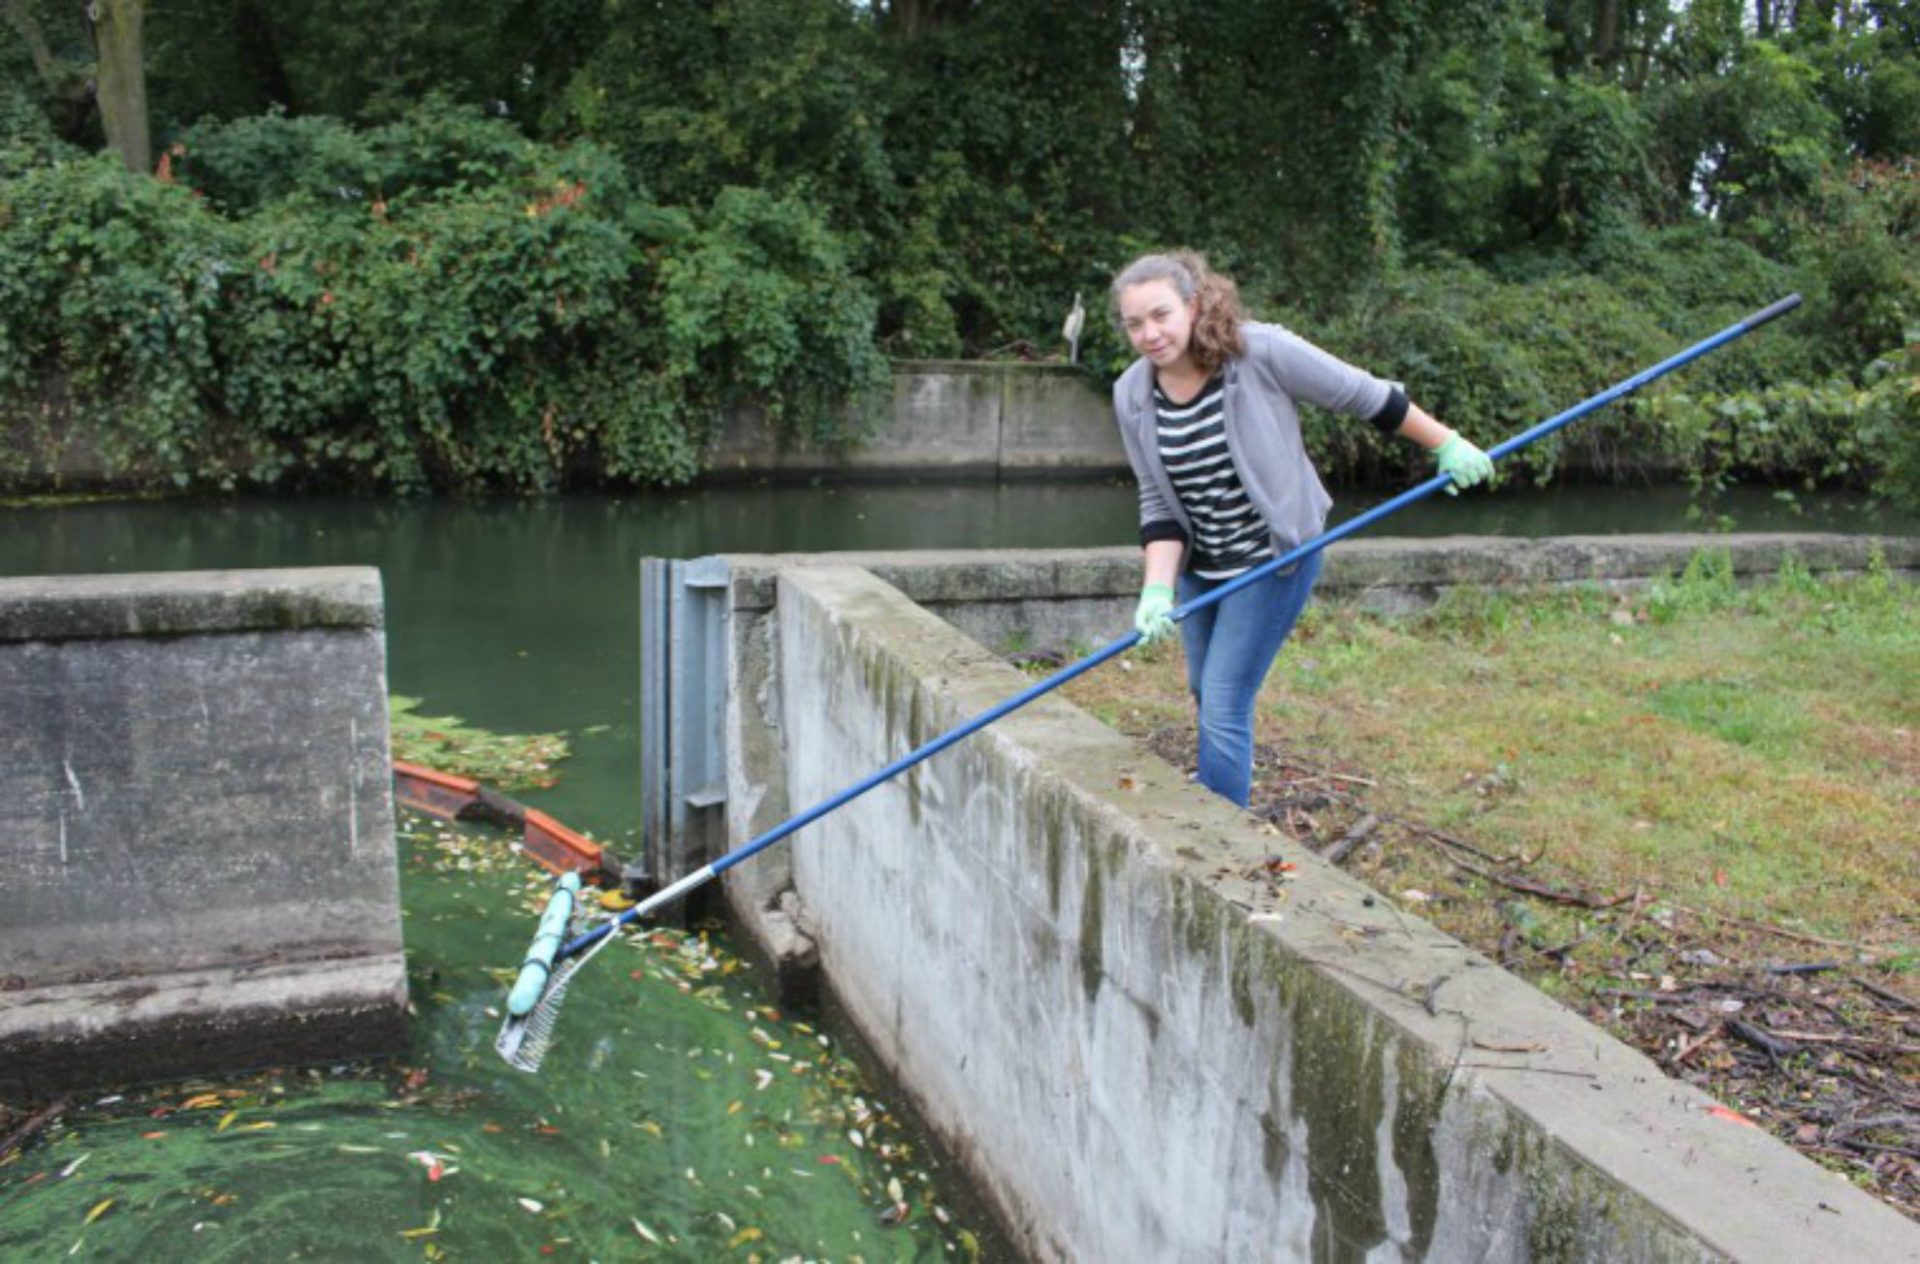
997 364 1126 473
0 568 408 1097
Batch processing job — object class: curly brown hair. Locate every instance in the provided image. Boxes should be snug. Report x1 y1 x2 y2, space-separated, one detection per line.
1110 250 1247 373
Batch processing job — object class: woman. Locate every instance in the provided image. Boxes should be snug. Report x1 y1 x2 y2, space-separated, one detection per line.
1111 251 1492 807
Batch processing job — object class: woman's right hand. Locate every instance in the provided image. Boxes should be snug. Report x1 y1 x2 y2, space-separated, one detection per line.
1134 583 1177 644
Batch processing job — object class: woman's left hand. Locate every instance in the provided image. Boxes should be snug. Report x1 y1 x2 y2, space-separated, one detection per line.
1433 432 1494 494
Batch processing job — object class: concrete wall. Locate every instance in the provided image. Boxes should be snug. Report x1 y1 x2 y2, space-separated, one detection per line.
704 361 1123 480
723 531 1920 657
708 538 1918 1263
0 568 409 1096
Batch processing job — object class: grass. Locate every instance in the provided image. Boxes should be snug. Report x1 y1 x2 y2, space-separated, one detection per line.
1060 551 1920 1213
1063 548 1918 955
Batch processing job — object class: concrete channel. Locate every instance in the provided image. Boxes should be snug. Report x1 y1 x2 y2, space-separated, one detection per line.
639 534 1919 1263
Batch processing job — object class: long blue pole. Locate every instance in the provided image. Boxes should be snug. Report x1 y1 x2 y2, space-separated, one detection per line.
561 294 1802 958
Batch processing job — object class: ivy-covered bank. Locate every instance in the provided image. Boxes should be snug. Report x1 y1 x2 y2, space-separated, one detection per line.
1 104 884 493
2 4 1916 502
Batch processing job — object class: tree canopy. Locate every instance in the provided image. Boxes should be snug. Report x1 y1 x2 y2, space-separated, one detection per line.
2 1 1914 495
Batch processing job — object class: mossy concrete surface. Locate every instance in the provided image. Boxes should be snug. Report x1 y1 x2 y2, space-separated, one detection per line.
705 361 1122 480
0 566 384 643
0 568 407 1097
712 553 1916 1262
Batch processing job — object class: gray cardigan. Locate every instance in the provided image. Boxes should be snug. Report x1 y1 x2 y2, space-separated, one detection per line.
1112 322 1398 561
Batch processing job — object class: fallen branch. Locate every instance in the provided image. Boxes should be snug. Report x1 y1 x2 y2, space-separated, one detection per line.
1852 976 1918 1013
1669 904 1862 952
0 1098 68 1161
1389 818 1533 868
1730 1018 1801 1063
1848 1139 1920 1161
1319 813 1379 866
1669 1026 1721 1066
1762 1029 1920 1056
1429 839 1635 909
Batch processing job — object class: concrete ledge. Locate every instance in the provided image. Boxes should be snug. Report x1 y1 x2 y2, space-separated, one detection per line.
0 567 384 643
721 553 1917 1261
0 955 409 1098
721 533 1918 609
717 532 1916 659
0 567 407 1095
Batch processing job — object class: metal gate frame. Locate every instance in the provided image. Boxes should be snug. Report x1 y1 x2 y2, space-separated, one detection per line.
638 555 729 908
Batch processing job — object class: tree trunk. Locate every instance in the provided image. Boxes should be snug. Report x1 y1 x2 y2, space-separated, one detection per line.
1755 0 1775 38
93 0 150 174
3 0 87 101
1593 0 1620 69
884 0 969 39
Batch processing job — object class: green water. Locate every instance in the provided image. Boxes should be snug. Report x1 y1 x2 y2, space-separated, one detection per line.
0 479 1911 1260
0 817 981 1260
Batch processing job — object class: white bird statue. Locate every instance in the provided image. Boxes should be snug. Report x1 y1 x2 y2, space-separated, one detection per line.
1062 291 1085 364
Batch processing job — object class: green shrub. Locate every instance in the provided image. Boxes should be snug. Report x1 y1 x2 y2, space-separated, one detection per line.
0 100 884 491
652 186 886 449
0 153 235 484
1311 261 1678 485
174 96 541 214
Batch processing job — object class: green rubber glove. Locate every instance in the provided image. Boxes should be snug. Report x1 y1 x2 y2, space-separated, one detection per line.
1134 583 1176 644
1433 432 1494 495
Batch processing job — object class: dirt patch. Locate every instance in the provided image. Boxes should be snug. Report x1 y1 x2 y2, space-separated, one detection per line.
1140 724 1920 1223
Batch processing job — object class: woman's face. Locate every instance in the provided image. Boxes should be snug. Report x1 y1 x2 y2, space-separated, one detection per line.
1117 279 1196 370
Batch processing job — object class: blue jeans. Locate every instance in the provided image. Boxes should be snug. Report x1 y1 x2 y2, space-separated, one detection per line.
1176 553 1323 807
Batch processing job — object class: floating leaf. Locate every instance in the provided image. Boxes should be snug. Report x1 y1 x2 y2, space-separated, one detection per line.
727 1226 763 1248
83 1199 114 1225
631 1218 661 1244
517 1197 544 1214
216 1111 239 1133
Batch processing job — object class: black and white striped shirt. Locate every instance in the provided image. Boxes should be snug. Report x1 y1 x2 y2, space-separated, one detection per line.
1154 374 1274 580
